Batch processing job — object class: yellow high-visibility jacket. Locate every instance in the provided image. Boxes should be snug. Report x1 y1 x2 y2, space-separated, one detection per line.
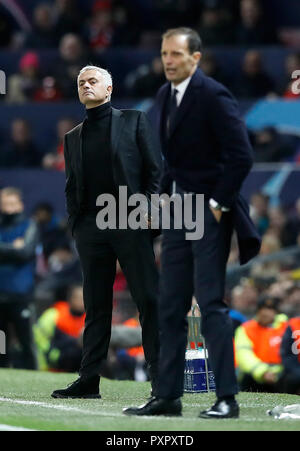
235 314 288 383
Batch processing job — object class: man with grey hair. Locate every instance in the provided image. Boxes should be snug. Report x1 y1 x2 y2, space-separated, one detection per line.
52 65 162 399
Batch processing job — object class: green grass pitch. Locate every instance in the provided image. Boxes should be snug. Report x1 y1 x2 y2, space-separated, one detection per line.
0 369 299 431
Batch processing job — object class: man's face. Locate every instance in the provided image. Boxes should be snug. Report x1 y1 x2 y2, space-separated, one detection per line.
78 69 112 108
257 308 276 327
34 208 51 224
60 35 82 62
12 120 30 144
0 194 24 215
161 35 201 86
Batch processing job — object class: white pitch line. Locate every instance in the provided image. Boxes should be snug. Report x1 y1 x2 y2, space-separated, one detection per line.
0 397 121 418
0 397 183 421
0 424 36 431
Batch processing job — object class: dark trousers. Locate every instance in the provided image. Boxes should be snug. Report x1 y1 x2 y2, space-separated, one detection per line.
74 214 160 388
0 301 37 370
157 198 238 399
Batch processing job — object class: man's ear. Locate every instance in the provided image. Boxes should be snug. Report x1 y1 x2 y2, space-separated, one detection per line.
107 85 113 97
193 52 202 66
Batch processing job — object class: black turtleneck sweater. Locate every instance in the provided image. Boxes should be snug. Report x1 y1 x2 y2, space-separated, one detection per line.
82 102 117 212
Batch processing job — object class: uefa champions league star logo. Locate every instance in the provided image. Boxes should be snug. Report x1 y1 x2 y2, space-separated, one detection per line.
0 330 6 355
0 70 6 95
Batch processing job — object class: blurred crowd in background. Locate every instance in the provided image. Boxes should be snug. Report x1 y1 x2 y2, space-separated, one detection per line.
0 0 289 50
0 0 299 393
1 0 300 165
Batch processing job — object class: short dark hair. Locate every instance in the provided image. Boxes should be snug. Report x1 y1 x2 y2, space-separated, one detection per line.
162 27 202 54
33 202 54 215
257 295 281 312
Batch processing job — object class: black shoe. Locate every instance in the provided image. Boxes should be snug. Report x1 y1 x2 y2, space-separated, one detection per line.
123 397 182 417
199 400 239 419
51 375 101 399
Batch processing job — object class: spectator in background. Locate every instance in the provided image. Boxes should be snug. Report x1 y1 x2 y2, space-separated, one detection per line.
281 53 300 99
0 187 39 370
250 192 270 236
268 206 298 248
260 232 282 255
53 34 89 99
231 282 259 318
283 198 300 247
122 311 146 381
34 238 82 312
283 285 300 317
84 0 114 50
237 0 278 46
200 51 231 89
33 76 63 102
35 281 145 377
250 127 295 163
0 119 41 168
233 50 275 98
110 2 141 47
268 207 286 243
43 118 77 171
251 232 282 283
224 291 248 334
126 57 165 98
235 296 288 393
281 316 300 395
34 284 85 372
32 202 67 259
267 280 298 317
197 3 235 46
24 3 58 49
6 52 41 104
53 0 83 41
34 242 82 316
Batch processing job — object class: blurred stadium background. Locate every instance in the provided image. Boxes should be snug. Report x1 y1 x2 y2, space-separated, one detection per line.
0 0 299 388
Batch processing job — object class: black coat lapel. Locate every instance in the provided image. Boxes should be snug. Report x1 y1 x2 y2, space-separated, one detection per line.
159 84 171 145
111 108 125 158
169 69 204 138
77 121 85 189
78 121 84 163
169 88 194 137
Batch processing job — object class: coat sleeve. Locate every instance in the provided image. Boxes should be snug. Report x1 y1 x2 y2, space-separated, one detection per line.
207 85 253 208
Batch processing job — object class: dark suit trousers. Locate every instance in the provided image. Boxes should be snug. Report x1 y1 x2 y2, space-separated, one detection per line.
157 198 238 399
74 213 160 387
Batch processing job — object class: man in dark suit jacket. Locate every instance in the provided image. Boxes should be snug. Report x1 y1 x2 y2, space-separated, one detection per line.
124 28 260 419
52 65 162 399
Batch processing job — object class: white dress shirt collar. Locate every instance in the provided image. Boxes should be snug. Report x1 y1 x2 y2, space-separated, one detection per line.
171 76 192 106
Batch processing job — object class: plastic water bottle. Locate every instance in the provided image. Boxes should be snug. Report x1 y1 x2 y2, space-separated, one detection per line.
267 404 300 419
